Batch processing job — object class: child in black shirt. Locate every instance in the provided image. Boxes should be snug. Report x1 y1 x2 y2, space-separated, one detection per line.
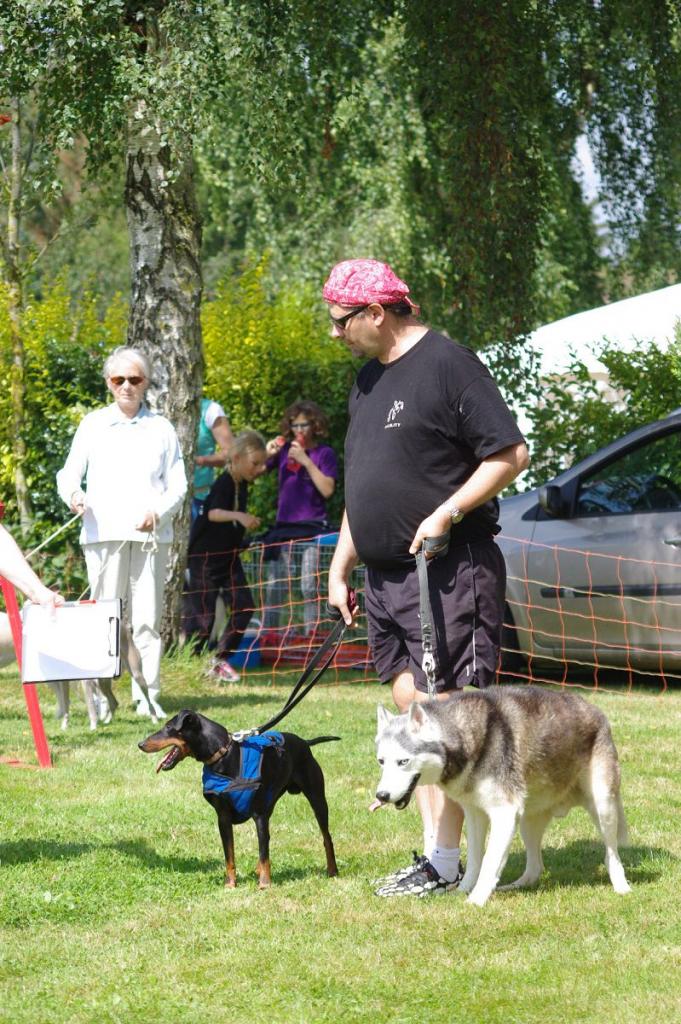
183 429 267 681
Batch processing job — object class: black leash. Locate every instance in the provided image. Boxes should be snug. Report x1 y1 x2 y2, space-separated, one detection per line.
233 589 357 740
414 531 451 699
235 527 445 733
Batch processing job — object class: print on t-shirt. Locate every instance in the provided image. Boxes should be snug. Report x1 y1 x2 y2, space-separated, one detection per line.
385 400 405 428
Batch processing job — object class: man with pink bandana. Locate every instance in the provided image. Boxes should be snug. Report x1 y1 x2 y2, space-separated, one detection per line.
324 258 529 897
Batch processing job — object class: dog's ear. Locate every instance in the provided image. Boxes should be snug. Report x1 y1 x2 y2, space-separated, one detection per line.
376 704 395 733
407 702 440 741
175 709 201 732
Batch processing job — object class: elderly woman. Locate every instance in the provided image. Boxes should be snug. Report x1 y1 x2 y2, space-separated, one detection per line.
56 346 186 720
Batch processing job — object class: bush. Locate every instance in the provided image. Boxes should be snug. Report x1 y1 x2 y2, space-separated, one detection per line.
0 279 127 518
525 325 681 486
202 257 356 524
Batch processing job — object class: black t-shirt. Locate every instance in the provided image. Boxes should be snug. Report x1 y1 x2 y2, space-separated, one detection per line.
189 471 248 556
344 330 525 569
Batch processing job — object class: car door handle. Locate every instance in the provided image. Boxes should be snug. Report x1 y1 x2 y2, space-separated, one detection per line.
664 537 681 546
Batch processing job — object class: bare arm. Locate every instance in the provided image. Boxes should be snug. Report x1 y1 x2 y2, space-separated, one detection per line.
328 510 360 625
196 416 234 468
208 508 261 530
0 525 63 608
409 441 530 555
288 441 336 499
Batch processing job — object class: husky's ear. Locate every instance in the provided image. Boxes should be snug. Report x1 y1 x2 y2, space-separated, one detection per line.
376 704 395 732
407 702 440 741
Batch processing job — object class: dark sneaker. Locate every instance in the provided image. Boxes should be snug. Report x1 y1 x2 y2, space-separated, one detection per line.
372 851 429 887
374 857 463 898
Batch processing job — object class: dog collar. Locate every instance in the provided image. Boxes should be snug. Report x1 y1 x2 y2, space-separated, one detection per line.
204 743 231 766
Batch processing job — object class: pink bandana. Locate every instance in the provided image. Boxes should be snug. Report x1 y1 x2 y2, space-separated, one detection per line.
322 259 419 311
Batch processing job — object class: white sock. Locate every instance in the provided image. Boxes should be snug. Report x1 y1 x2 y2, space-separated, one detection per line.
427 846 461 883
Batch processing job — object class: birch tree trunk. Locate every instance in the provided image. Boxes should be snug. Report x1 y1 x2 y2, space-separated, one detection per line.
5 97 33 534
125 101 203 644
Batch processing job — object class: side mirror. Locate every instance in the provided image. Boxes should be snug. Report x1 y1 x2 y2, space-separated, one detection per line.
538 484 564 517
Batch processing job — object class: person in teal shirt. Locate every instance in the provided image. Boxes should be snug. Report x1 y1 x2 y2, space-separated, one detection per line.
193 398 234 521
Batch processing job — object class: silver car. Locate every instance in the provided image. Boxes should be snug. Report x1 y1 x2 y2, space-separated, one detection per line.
497 410 681 678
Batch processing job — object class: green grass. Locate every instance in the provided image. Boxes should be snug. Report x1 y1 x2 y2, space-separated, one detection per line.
1 660 680 1024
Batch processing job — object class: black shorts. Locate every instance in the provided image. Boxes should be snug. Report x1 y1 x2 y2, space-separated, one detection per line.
363 539 506 693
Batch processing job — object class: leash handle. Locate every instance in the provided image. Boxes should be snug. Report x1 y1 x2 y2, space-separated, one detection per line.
423 532 450 559
326 587 357 621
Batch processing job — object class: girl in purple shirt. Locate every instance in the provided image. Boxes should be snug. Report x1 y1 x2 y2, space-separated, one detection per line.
264 401 338 634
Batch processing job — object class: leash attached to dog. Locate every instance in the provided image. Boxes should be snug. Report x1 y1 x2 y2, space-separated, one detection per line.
415 531 450 699
232 589 357 741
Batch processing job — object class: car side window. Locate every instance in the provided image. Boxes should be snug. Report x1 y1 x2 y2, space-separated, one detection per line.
576 431 681 516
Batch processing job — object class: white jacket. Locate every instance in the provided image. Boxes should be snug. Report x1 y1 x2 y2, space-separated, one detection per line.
57 403 187 545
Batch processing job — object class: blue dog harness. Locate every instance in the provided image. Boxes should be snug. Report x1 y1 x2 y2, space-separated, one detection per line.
202 731 285 824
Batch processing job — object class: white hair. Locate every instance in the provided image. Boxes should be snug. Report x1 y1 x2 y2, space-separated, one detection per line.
103 346 151 381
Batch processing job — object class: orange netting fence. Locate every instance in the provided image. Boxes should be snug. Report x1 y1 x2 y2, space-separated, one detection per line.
497 533 681 693
182 532 374 683
181 532 680 693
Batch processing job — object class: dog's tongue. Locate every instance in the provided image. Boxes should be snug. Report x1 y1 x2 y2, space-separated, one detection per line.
368 799 385 813
156 747 181 773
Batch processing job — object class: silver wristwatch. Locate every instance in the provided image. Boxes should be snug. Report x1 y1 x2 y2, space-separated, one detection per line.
444 500 465 525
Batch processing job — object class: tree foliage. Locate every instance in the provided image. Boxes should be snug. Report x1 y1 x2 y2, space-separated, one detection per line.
526 325 681 486
197 1 681 351
5 1 679 356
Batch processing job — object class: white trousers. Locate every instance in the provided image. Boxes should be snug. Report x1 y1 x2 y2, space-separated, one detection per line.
84 540 170 708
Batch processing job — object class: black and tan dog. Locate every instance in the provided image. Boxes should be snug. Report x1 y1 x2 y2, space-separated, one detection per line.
139 709 339 888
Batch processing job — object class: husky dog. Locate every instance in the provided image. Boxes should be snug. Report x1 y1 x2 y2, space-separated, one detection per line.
374 686 631 906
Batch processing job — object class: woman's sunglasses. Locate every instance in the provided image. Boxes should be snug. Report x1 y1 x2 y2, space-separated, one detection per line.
110 375 145 387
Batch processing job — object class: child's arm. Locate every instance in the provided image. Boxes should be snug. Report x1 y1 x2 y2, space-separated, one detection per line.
207 508 261 530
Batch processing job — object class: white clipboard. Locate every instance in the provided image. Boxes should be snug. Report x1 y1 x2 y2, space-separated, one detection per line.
21 599 122 683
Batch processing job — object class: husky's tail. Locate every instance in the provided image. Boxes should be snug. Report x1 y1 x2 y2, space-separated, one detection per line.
308 736 341 746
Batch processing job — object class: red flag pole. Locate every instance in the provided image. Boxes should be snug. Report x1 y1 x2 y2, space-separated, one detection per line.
1 576 52 769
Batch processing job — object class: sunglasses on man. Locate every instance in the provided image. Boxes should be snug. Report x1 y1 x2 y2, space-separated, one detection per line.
110 375 145 387
329 304 369 329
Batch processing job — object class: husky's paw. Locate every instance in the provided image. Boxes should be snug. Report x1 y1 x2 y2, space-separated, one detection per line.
613 879 632 895
458 872 477 894
466 888 492 907
497 872 542 891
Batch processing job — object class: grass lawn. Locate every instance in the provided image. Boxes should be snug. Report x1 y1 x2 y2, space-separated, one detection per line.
1 657 679 1024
